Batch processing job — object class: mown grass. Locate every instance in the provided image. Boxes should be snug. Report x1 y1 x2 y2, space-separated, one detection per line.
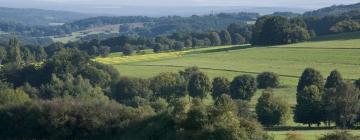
95 32 360 139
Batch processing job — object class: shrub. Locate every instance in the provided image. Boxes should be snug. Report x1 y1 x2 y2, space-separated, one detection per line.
230 75 257 101
212 77 230 99
188 72 211 99
256 90 290 126
256 72 280 89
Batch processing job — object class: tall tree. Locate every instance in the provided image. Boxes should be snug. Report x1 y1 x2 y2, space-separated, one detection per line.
324 82 360 128
324 70 343 89
8 38 22 65
0 47 7 65
294 85 324 127
230 75 257 101
297 68 324 93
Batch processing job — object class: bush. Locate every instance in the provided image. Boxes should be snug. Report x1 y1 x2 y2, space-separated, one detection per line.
255 90 290 126
256 72 280 89
212 77 230 99
230 75 257 101
188 72 211 99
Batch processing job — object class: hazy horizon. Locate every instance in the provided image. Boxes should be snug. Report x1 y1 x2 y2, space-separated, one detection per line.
0 0 359 16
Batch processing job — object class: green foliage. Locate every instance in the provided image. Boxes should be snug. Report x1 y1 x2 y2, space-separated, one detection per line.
111 77 152 102
212 77 230 99
256 89 290 126
0 98 155 139
297 68 324 93
122 44 134 56
188 72 211 99
0 82 30 105
252 16 310 45
355 78 360 89
214 94 238 114
324 70 344 89
294 85 324 126
150 72 187 100
40 74 107 101
232 33 246 45
209 32 222 46
230 75 257 101
324 82 360 128
330 20 360 33
179 66 201 81
319 131 360 140
256 72 280 89
220 30 232 45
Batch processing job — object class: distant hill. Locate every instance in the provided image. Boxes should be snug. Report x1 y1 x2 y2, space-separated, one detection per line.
0 7 91 26
303 2 360 17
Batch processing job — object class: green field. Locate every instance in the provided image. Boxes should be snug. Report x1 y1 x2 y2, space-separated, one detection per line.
95 32 360 139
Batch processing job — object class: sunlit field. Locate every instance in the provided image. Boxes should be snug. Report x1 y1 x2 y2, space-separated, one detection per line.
95 32 360 139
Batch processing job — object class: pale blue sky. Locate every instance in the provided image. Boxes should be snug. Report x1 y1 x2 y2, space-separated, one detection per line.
1 0 359 8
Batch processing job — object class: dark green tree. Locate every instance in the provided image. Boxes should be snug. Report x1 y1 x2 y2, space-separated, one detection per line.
150 72 187 100
188 72 211 99
179 66 201 81
212 77 230 99
111 77 152 101
355 78 360 89
230 75 257 101
325 82 360 128
294 85 324 127
256 90 289 126
297 68 324 92
325 70 343 89
8 38 22 65
256 72 280 89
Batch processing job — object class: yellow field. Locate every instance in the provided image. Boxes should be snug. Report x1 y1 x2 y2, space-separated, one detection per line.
94 50 190 64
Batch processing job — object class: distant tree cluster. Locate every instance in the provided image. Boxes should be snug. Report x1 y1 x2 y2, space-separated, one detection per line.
304 10 360 35
252 16 310 45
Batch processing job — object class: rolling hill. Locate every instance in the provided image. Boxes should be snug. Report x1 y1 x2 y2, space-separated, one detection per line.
303 2 360 17
0 7 91 26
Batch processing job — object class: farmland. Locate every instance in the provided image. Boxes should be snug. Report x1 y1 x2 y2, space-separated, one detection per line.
95 32 360 139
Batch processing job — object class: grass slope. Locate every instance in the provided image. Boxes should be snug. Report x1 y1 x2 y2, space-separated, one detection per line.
96 32 360 139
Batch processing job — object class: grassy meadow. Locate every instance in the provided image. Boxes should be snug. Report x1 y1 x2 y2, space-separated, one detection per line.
95 32 360 139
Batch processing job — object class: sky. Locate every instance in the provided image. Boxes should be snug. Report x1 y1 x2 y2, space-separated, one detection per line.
0 0 359 16
1 0 359 8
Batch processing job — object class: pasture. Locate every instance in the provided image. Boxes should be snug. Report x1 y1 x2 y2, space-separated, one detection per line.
95 32 360 139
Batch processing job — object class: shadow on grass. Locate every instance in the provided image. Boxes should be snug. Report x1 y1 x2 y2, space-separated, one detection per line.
266 126 339 131
187 44 254 54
